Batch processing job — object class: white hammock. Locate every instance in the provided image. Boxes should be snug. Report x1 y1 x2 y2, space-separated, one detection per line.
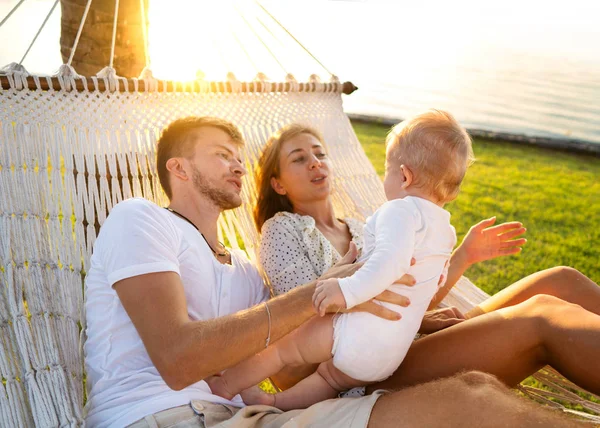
1 68 599 427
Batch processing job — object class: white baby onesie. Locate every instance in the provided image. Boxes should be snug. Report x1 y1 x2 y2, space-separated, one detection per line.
334 196 456 382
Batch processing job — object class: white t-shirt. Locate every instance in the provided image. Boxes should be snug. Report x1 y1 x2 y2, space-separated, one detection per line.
83 198 269 428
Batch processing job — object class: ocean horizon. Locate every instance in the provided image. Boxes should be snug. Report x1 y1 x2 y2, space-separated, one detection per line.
1 0 599 145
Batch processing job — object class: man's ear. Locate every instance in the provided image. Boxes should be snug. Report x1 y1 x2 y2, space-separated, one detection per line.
270 177 287 195
166 158 189 181
400 164 413 189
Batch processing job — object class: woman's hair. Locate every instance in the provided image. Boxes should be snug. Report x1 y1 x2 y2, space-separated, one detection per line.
254 123 325 232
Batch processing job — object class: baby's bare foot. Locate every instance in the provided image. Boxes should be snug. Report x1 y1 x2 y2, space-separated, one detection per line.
240 385 276 407
205 375 235 400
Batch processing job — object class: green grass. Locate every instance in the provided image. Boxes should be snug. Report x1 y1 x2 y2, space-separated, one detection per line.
353 121 600 295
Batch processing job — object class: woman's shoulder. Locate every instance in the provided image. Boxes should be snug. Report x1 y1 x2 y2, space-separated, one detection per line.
342 217 365 252
343 217 365 235
262 211 316 235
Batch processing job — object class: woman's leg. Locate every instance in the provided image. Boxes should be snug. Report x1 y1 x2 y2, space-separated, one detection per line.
467 267 600 318
371 294 600 394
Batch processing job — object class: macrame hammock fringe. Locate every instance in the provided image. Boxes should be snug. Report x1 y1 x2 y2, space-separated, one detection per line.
0 0 598 426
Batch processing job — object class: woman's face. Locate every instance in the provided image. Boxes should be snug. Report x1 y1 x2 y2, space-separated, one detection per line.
271 133 333 206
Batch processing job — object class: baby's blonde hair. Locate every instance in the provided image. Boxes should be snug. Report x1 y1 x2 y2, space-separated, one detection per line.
386 110 475 203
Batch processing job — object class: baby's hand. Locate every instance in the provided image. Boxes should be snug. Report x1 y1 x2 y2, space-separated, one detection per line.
313 278 347 317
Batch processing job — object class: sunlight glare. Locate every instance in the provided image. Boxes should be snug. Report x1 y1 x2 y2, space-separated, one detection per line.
148 0 251 81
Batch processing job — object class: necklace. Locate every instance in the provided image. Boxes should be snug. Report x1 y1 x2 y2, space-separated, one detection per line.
164 207 229 257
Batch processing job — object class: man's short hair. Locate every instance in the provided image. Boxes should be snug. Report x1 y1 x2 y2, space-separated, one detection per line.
156 116 244 199
386 110 475 202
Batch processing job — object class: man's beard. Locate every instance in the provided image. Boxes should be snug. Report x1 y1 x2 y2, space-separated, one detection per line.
191 165 242 210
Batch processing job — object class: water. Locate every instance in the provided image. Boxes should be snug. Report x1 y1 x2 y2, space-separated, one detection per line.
1 0 599 144
271 1 600 144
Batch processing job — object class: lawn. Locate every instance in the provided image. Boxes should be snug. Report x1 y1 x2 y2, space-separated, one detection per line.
353 121 600 295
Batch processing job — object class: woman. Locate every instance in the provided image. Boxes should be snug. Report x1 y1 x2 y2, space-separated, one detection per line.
253 123 600 394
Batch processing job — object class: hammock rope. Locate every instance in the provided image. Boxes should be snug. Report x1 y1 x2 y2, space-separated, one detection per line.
1 0 335 84
234 3 288 76
66 0 94 66
0 0 27 28
18 0 58 66
108 0 120 69
139 0 150 69
231 27 261 75
255 0 333 77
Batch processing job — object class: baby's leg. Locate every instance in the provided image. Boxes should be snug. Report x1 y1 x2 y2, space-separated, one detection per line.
262 358 365 410
207 314 336 401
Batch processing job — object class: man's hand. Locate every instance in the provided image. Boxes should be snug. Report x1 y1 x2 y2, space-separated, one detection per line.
318 242 417 321
458 217 527 267
313 278 346 316
418 306 466 335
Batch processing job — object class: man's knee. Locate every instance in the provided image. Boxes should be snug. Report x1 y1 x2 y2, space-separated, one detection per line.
370 373 514 427
455 371 504 389
449 372 520 413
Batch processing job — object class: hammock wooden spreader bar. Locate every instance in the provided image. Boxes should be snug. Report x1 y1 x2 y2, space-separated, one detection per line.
0 75 358 94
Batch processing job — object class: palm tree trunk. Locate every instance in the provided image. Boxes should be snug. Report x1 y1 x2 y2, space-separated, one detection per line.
59 0 148 78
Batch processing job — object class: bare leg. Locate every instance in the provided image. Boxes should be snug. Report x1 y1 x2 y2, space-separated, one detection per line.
207 314 336 402
371 294 600 394
270 363 319 390
467 267 600 318
368 371 582 427
273 359 364 410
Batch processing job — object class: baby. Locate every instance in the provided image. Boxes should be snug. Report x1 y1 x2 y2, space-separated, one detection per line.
208 109 475 410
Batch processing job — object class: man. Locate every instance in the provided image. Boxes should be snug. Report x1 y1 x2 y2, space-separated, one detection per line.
84 116 577 427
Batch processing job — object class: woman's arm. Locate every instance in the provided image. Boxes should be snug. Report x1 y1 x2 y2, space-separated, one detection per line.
429 217 527 308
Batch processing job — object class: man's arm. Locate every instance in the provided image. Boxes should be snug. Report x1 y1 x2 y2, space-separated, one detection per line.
114 256 410 391
115 271 318 391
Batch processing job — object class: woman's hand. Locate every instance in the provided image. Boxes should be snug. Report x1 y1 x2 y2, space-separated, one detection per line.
428 219 524 307
418 306 466 334
457 217 527 267
319 242 362 281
